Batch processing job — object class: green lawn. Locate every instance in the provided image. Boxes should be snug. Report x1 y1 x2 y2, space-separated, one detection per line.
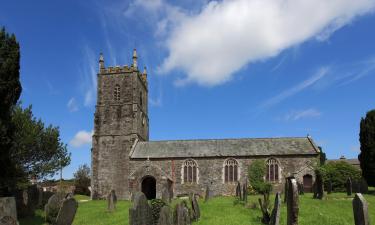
19 193 375 225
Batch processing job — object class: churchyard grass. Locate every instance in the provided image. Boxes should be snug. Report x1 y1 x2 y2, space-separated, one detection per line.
19 192 375 225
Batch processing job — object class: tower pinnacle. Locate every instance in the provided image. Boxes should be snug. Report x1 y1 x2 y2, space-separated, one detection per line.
132 49 138 69
99 53 104 70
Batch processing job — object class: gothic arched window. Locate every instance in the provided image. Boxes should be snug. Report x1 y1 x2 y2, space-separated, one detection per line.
224 158 239 183
114 84 120 101
183 159 198 184
266 158 279 182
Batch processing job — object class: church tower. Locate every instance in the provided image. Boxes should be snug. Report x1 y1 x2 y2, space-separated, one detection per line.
91 49 149 199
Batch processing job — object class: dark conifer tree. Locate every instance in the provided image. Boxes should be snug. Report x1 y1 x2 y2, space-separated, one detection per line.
0 27 22 195
359 110 375 186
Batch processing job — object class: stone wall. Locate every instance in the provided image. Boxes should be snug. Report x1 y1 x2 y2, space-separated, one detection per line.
128 155 318 199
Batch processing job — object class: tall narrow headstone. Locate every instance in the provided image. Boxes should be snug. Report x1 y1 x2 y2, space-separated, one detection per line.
347 178 353 196
352 193 370 225
242 181 248 203
129 192 152 225
107 190 117 212
327 180 332 194
55 198 78 225
190 194 200 221
269 192 281 225
287 178 299 225
284 178 288 203
236 182 241 200
297 182 304 195
314 174 324 199
204 185 210 202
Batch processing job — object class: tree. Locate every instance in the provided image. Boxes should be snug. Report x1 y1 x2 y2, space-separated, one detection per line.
11 104 71 184
0 27 22 195
317 161 361 192
74 164 91 195
359 110 375 186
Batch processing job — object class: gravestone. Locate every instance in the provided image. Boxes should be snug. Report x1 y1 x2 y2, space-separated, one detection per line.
45 192 66 224
190 194 200 221
269 192 281 225
0 216 18 225
235 182 241 200
327 180 332 194
242 181 248 203
107 190 117 212
161 186 171 204
174 202 191 225
347 178 353 196
352 193 370 225
314 174 324 199
158 206 172 225
0 197 17 220
352 180 361 193
359 179 368 194
286 178 299 225
204 185 210 203
297 182 304 195
129 192 152 225
284 178 288 203
55 198 78 225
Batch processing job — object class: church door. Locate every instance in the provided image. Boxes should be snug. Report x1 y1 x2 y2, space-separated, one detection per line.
141 176 156 200
303 174 313 193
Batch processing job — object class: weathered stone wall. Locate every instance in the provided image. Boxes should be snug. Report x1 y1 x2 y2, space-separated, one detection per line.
91 61 149 200
128 155 318 199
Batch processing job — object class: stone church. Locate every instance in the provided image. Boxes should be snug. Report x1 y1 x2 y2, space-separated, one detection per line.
91 50 320 200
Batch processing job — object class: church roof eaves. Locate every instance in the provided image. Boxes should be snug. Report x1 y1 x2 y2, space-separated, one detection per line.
130 136 320 159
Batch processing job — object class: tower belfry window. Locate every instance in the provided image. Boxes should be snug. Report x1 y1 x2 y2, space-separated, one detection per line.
114 84 120 101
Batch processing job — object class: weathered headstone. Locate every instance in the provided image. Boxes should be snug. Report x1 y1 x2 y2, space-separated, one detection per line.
352 193 370 225
161 186 171 204
190 194 200 221
158 206 172 225
0 216 18 225
0 197 18 224
55 198 78 225
107 190 117 212
297 182 304 195
204 185 210 203
269 192 281 225
45 192 66 224
347 178 353 196
327 180 332 194
129 192 152 225
286 178 299 225
314 174 324 199
359 179 368 194
174 202 191 225
235 182 241 200
242 181 248 203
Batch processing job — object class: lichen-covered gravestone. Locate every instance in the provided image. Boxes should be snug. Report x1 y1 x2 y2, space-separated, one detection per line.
190 194 200 221
0 197 18 225
157 206 172 225
161 186 171 204
347 178 353 196
174 202 191 225
269 192 281 225
352 193 370 225
286 178 299 225
55 198 78 225
45 192 66 224
129 192 152 225
107 190 117 212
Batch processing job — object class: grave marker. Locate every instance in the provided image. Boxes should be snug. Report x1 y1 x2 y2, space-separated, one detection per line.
352 193 370 225
287 178 299 225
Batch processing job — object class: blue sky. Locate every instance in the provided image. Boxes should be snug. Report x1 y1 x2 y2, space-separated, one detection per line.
1 0 375 179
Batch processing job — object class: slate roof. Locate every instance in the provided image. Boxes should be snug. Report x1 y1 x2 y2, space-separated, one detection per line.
129 137 319 159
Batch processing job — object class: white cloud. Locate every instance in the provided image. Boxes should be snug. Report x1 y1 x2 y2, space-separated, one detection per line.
67 97 79 112
69 130 93 148
284 108 322 121
159 0 375 86
260 67 329 108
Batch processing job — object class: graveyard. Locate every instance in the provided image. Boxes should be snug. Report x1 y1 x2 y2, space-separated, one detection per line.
17 190 375 225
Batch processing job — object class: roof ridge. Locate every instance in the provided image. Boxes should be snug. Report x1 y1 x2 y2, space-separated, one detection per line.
139 136 308 143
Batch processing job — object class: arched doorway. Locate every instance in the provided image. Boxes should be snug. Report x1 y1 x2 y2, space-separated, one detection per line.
303 174 313 193
141 176 156 200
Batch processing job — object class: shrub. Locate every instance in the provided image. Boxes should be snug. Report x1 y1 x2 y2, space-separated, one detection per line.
317 161 361 192
248 160 272 195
